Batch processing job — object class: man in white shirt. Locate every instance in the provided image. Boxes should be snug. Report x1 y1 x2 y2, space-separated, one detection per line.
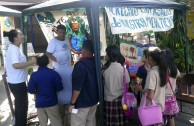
46 24 72 126
46 24 71 69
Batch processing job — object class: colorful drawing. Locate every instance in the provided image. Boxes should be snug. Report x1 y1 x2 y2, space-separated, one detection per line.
66 16 88 54
35 8 106 56
36 12 56 24
0 16 15 65
119 32 156 76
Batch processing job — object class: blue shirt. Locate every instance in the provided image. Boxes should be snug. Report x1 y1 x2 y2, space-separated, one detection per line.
136 65 147 88
72 57 99 108
28 67 63 108
71 35 87 51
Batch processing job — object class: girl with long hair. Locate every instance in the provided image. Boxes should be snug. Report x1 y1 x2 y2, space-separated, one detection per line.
103 45 130 126
164 48 180 126
136 47 168 125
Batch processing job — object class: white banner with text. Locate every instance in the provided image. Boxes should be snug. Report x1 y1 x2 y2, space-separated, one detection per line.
105 7 174 34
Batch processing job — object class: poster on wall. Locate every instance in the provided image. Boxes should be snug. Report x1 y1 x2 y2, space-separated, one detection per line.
187 12 194 39
105 7 174 34
0 16 15 65
35 8 107 56
120 32 156 76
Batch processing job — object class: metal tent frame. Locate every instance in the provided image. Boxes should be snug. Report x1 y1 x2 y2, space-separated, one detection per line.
0 5 21 16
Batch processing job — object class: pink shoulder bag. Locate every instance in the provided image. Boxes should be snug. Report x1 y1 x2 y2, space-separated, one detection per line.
121 66 137 118
163 76 179 115
138 93 163 126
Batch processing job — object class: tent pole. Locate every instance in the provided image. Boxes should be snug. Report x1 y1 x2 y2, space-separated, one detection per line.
30 15 35 49
86 5 104 126
183 11 188 74
22 15 28 57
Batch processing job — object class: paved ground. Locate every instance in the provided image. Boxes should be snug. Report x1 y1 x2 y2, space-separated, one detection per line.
1 66 194 126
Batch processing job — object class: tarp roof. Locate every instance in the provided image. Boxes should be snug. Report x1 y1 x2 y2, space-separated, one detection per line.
0 0 47 6
0 5 21 16
23 0 187 14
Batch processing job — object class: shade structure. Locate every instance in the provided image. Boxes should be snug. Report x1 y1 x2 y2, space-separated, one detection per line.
22 1 188 126
0 5 21 17
23 0 187 14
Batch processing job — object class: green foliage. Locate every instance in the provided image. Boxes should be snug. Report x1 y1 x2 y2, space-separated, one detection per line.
28 67 34 75
157 10 194 73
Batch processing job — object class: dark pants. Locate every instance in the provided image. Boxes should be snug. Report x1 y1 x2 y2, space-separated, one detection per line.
137 91 141 106
9 82 28 126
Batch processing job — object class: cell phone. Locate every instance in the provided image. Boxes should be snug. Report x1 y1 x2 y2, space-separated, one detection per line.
72 108 78 114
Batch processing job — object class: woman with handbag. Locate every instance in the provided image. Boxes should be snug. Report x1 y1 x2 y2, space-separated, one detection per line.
164 49 180 126
103 45 130 126
136 47 168 126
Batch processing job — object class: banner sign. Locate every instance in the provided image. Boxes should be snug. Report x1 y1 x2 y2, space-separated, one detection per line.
35 8 106 55
105 7 174 34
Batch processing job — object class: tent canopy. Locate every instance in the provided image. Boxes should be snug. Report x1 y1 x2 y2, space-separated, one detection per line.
0 5 21 17
21 2 189 126
23 0 187 14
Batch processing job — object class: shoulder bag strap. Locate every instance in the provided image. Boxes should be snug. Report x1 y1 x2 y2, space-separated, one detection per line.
123 66 127 104
167 75 175 95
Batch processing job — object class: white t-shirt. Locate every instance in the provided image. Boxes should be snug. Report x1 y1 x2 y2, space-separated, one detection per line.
46 37 71 68
5 44 27 83
141 66 166 111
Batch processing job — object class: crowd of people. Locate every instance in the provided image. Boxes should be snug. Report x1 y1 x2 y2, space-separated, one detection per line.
4 24 180 126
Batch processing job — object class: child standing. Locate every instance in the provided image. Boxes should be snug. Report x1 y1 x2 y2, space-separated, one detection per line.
136 49 150 105
103 45 130 126
164 49 180 126
28 54 63 126
136 47 167 125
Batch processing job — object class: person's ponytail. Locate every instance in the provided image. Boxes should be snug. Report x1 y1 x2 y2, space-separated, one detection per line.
3 31 10 37
3 29 19 43
158 50 167 87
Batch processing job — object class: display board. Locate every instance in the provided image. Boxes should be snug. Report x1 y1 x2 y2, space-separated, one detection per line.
120 32 156 76
0 16 15 65
35 8 106 55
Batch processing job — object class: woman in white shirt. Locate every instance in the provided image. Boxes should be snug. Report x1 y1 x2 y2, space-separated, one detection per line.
4 29 36 126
